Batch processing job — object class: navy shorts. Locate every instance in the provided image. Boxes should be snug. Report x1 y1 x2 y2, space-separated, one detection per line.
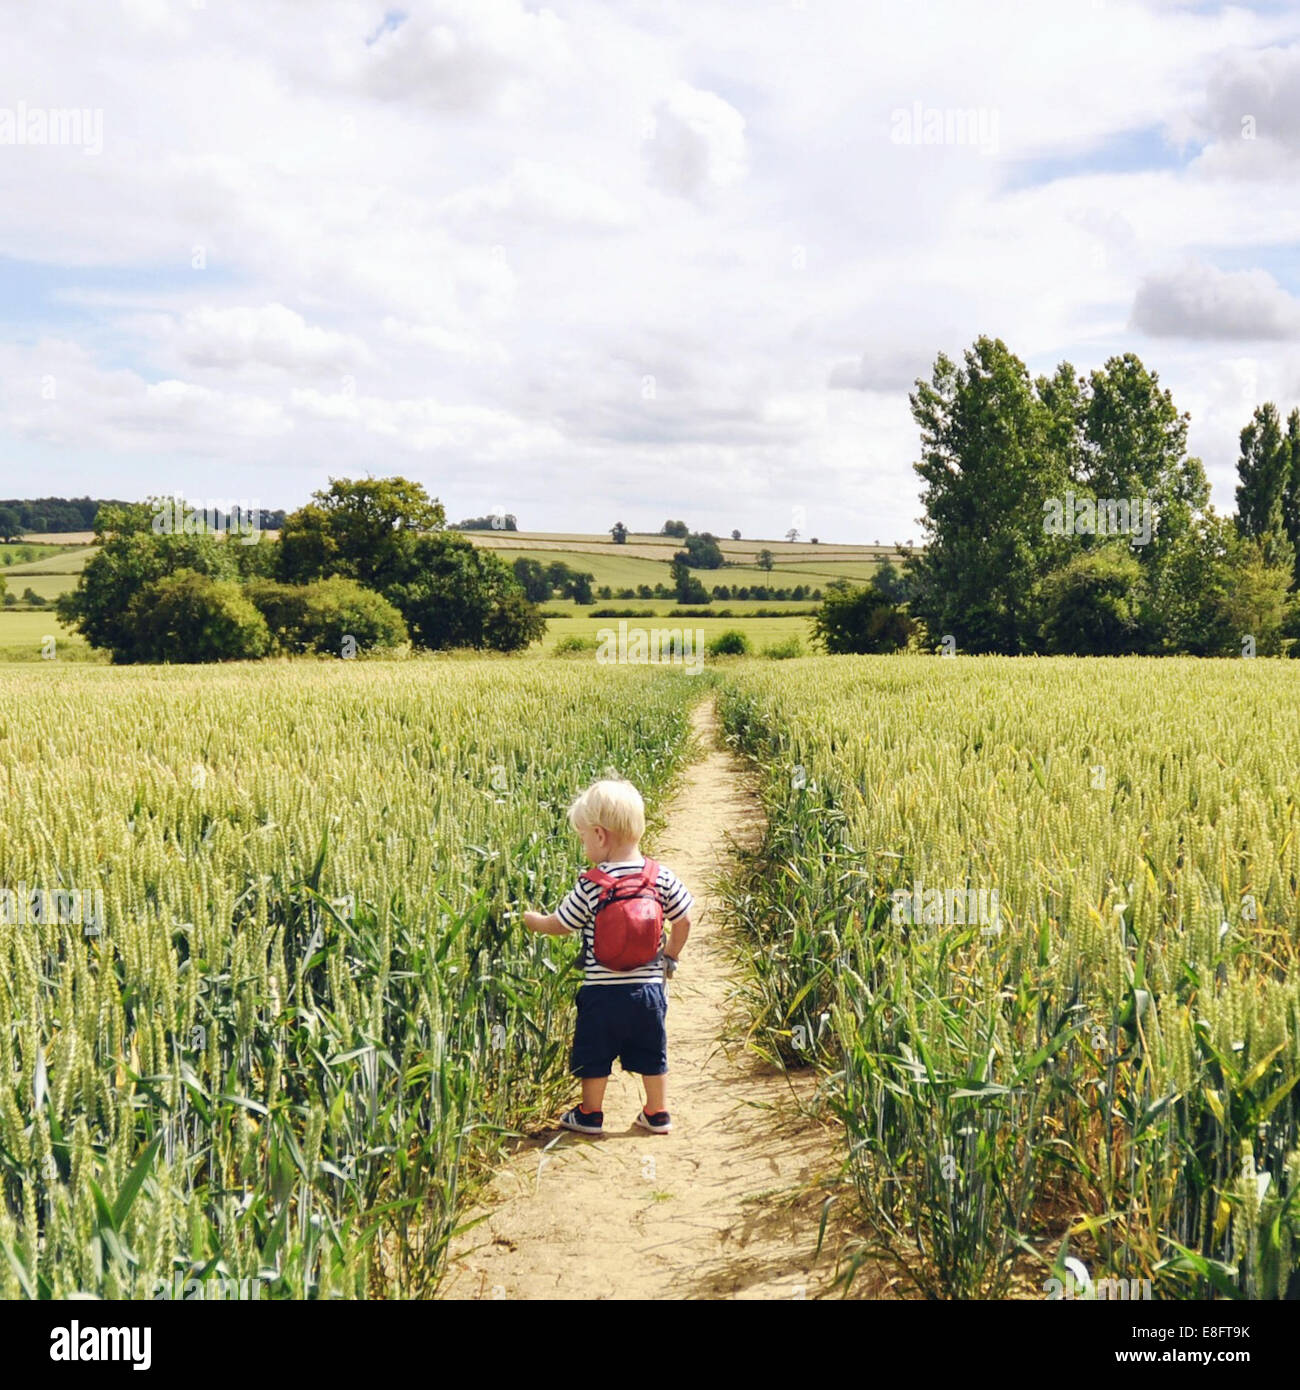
569 982 668 1077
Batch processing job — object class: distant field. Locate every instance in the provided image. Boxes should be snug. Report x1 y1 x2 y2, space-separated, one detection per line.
538 611 814 655
3 574 70 602
472 530 901 562
1 541 87 568
477 534 893 590
2 544 94 606
0 611 95 661
540 597 817 616
17 531 95 546
5 545 95 574
8 533 898 599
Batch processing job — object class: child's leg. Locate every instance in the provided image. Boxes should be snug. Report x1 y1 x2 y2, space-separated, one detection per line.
570 985 612 1112
642 1073 667 1114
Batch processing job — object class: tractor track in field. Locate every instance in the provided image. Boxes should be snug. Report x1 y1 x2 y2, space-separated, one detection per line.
436 694 890 1301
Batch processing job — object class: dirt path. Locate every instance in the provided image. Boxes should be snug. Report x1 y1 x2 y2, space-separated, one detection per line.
438 694 882 1300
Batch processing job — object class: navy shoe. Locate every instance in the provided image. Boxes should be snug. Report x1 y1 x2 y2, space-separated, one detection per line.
559 1105 604 1135
635 1107 672 1134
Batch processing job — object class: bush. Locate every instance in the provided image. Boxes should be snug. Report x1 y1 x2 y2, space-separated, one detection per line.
707 629 751 656
762 635 804 659
812 581 916 654
1035 545 1148 656
21 588 45 606
553 634 598 655
247 577 408 656
123 570 271 664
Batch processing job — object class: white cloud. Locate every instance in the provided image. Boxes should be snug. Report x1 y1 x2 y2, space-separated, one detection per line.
175 304 371 372
1131 262 1300 340
642 81 747 200
439 158 634 230
1187 43 1300 178
359 0 571 115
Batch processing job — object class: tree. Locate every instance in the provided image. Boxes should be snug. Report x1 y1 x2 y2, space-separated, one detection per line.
661 520 689 539
538 560 594 602
454 513 517 531
1035 544 1149 655
511 557 550 603
1285 408 1300 586
384 533 545 652
756 549 775 572
0 506 21 542
277 477 445 589
610 522 628 544
123 570 271 664
1219 530 1297 657
276 502 340 584
812 580 916 654
1146 511 1294 656
57 501 240 659
785 528 799 543
1236 403 1295 573
1081 353 1208 567
681 532 723 568
871 559 914 604
810 537 819 544
906 337 1071 655
669 554 710 604
731 529 741 541
230 532 279 580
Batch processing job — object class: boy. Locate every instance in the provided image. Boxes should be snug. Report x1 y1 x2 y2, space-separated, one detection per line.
523 778 692 1135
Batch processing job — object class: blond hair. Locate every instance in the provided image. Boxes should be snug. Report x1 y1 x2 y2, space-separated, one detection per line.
567 778 645 842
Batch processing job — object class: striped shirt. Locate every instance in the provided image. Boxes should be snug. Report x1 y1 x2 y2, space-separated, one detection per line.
556 859 694 986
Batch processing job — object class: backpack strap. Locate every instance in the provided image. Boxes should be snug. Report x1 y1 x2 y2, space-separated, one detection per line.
580 861 660 909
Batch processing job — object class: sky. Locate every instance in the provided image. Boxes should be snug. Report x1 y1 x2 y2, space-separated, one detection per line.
1 0 1299 543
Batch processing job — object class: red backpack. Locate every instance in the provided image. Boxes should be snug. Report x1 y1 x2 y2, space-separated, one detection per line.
583 859 664 971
